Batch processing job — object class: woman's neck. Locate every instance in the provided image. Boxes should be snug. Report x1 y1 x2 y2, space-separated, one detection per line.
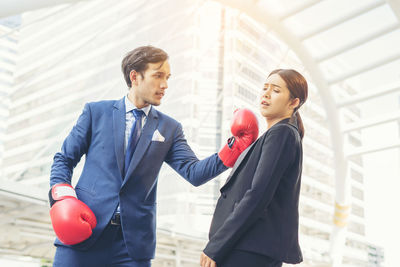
266 115 291 130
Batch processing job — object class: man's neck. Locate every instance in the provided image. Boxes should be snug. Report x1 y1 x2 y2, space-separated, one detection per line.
127 91 148 109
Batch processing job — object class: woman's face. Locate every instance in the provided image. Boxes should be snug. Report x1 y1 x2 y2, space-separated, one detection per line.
260 73 296 120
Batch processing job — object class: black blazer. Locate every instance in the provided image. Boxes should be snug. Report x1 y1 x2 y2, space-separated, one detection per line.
203 118 303 264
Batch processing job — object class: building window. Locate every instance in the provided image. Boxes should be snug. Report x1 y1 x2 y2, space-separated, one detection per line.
237 85 257 103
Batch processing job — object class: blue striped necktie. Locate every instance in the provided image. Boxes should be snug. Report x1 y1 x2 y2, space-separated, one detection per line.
124 109 144 175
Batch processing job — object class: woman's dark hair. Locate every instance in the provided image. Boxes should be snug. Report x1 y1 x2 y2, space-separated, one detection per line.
121 45 169 87
268 69 308 139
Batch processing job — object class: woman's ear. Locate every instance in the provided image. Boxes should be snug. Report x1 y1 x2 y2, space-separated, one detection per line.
290 98 300 111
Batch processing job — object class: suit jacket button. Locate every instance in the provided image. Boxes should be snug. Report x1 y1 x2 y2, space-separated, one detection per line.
222 193 227 198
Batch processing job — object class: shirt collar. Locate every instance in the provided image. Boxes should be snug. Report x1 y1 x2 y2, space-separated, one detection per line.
124 95 151 117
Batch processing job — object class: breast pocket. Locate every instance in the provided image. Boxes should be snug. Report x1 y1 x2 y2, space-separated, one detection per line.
148 141 171 159
150 140 170 147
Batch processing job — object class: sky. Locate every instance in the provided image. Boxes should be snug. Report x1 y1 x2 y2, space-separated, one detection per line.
364 148 400 267
361 93 400 267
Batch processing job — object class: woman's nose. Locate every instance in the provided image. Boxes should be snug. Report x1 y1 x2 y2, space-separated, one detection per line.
263 89 271 98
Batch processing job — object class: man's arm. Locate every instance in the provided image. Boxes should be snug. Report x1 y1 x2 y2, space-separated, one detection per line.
49 103 96 245
165 109 259 186
164 123 227 186
50 103 92 186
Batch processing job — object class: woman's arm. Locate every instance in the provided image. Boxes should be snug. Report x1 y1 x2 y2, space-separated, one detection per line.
203 125 297 263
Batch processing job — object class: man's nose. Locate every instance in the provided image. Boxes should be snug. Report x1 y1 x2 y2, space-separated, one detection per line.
161 80 168 89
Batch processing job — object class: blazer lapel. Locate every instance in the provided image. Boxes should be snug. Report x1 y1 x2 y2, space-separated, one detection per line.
113 98 126 179
123 106 159 186
220 118 298 191
220 141 257 191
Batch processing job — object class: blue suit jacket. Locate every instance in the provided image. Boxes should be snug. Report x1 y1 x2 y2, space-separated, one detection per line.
50 97 227 260
203 118 303 264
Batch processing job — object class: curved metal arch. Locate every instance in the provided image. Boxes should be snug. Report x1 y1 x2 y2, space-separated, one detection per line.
212 0 350 265
387 0 400 21
0 0 91 18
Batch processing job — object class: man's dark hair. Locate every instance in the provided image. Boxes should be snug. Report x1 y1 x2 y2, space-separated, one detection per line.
121 45 169 88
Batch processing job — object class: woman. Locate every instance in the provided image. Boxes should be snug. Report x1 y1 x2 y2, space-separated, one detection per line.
200 69 308 267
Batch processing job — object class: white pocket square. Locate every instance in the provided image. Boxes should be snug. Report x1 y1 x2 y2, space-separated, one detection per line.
152 129 165 142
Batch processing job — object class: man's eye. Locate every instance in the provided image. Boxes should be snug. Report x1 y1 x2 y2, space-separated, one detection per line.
274 90 280 93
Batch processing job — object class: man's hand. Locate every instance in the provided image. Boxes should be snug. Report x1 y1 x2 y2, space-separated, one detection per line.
200 252 217 267
218 108 259 167
49 183 97 245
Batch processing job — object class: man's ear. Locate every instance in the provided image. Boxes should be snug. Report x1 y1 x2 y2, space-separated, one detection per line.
130 70 139 86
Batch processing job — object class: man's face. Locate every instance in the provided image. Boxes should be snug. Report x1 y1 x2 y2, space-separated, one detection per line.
129 60 171 108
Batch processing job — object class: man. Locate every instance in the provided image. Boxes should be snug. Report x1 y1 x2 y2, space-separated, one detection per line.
49 45 259 267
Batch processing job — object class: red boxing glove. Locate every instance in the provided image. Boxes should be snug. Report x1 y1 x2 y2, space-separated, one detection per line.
49 183 97 245
219 108 259 167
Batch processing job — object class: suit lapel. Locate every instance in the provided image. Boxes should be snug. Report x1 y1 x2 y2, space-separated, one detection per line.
113 98 126 179
220 141 257 191
123 106 159 186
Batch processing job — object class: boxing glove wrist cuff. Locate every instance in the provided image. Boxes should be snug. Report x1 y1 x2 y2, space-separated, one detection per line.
49 183 77 207
218 142 240 168
227 136 235 148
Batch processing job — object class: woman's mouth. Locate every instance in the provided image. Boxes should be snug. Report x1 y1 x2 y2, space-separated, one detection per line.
261 100 270 107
